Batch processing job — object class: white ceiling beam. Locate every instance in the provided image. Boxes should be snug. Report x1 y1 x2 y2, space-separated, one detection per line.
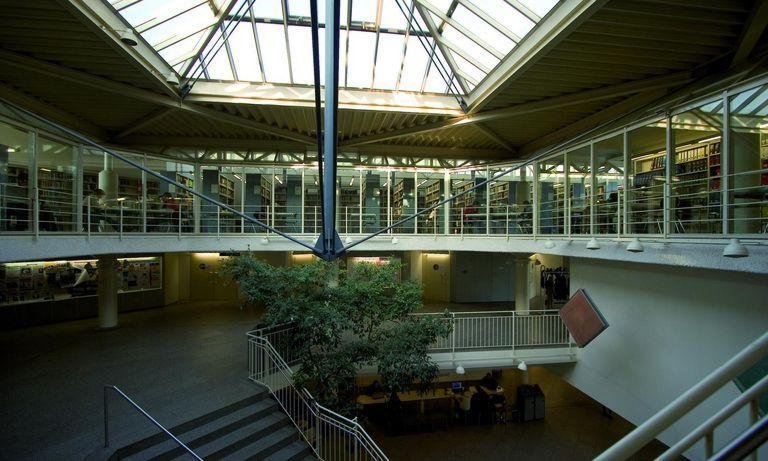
115 136 508 158
341 71 692 146
181 0 240 77
113 108 176 139
520 88 670 155
56 0 180 99
473 124 516 152
466 0 609 113
186 81 464 115
0 48 316 145
413 2 471 95
503 0 540 23
731 0 768 67
455 0 521 43
414 0 505 59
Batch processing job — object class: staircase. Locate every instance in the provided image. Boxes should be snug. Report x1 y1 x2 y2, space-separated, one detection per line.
109 390 317 461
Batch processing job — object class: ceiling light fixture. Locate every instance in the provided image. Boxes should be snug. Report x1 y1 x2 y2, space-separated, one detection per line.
586 237 600 250
723 238 748 258
344 236 352 244
391 236 398 245
517 361 527 371
456 364 465 375
543 239 555 249
118 30 139 47
260 236 269 245
165 72 180 86
627 237 644 253
274 175 283 185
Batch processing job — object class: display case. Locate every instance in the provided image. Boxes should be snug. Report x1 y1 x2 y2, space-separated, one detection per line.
0 256 162 305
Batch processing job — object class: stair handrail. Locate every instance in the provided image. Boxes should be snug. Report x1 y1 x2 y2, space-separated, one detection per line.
596 330 768 461
248 324 389 461
103 385 203 461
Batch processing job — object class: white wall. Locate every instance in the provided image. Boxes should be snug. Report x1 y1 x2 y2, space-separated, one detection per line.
450 252 517 303
555 259 768 460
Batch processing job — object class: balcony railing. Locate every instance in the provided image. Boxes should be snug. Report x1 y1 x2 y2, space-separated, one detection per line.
247 325 388 461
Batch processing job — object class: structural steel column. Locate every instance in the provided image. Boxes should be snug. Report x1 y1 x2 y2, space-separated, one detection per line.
97 255 118 330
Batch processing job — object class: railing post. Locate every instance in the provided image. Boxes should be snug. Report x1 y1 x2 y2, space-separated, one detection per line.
217 207 220 239
178 204 182 238
119 201 123 240
506 205 509 240
33 187 39 239
87 195 91 238
353 418 359 461
460 208 464 237
103 387 109 448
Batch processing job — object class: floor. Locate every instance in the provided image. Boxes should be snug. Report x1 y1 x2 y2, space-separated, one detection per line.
1 300 664 461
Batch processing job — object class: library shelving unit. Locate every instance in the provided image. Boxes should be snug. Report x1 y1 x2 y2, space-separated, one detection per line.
631 137 722 233
417 180 441 231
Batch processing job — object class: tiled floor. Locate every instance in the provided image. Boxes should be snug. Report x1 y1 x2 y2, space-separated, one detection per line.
1 300 665 460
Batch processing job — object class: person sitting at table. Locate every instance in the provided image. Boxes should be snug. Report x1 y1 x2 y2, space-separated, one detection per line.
365 380 385 399
481 372 498 390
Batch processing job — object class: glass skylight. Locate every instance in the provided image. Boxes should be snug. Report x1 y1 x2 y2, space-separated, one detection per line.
109 0 560 95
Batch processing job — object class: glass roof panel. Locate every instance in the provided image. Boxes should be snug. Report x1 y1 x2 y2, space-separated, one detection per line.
109 0 562 97
373 33 405 89
229 22 263 82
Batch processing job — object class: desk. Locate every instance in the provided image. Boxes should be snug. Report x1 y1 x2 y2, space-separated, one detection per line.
357 388 454 413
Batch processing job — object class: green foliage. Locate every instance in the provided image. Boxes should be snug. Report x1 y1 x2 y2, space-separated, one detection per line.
221 255 452 413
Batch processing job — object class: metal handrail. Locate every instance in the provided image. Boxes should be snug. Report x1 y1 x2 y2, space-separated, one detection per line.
103 385 203 461
596 331 768 461
659 374 768 460
248 326 389 461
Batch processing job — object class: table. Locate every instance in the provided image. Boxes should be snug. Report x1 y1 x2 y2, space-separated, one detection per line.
356 388 455 413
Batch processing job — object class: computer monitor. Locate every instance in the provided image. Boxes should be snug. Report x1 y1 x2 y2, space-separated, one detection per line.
451 382 463 391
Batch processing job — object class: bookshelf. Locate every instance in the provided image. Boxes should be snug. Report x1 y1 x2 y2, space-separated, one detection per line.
631 137 722 233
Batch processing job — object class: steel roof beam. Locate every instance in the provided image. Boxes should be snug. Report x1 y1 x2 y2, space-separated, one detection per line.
341 71 692 146
731 0 768 67
0 48 315 145
180 0 239 78
415 0 505 59
413 2 470 94
59 0 180 99
466 0 607 113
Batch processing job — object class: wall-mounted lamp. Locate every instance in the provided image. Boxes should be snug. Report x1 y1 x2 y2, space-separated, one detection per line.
723 238 748 258
517 361 527 371
391 236 399 245
586 237 600 250
455 364 465 375
626 237 644 253
260 236 269 245
543 239 555 249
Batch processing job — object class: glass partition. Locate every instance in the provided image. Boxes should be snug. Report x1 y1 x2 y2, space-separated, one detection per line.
145 157 194 233
37 138 77 232
244 166 272 234
729 84 768 234
670 101 723 234
0 122 31 232
391 170 415 234
594 134 624 234
338 167 361 234
488 165 532 234
361 169 386 233
628 120 667 234
416 171 444 234
567 146 591 234
537 154 565 234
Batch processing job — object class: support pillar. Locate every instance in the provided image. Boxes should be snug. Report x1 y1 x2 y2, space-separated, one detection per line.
515 256 530 314
97 255 118 330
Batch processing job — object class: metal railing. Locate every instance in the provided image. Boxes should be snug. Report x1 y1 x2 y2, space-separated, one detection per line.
596 331 768 461
417 310 572 352
103 385 202 460
248 326 389 461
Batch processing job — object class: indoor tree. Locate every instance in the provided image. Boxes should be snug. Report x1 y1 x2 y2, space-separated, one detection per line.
221 254 452 413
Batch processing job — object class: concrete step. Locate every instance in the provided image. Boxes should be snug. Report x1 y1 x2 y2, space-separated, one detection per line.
113 391 270 460
204 424 297 460
263 440 315 461
124 400 280 460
